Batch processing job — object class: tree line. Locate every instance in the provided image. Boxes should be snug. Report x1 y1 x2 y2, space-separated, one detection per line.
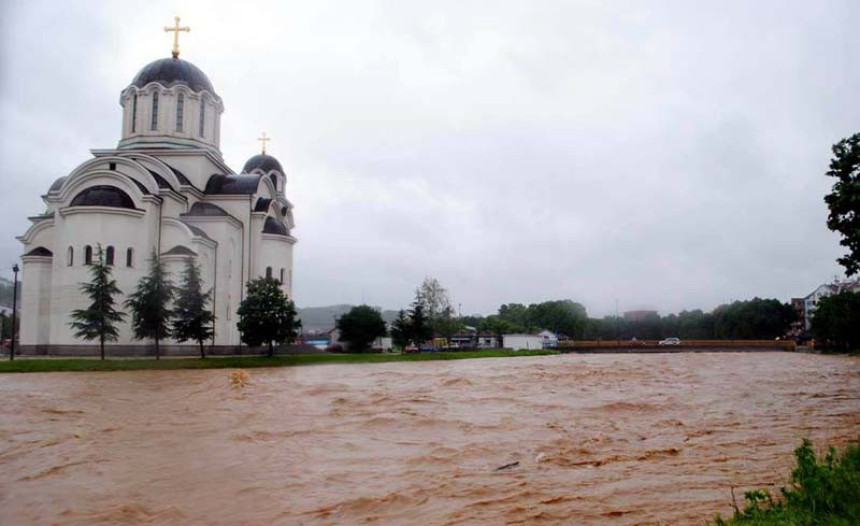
68 245 299 360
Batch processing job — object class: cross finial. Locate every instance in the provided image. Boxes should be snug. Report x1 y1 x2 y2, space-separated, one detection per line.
258 132 272 154
164 16 191 58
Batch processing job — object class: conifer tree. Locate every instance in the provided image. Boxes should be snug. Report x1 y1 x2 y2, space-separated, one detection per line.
126 250 175 360
408 301 432 347
69 244 125 360
390 309 411 350
237 276 301 357
172 257 214 358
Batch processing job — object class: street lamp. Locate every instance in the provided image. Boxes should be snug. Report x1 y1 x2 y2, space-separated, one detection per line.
11 263 19 361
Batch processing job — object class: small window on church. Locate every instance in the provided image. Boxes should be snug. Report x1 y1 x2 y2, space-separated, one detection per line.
106 246 115 266
85 245 93 265
67 246 74 267
126 248 134 268
151 92 159 131
131 94 138 132
176 93 184 132
198 99 205 137
279 268 285 284
266 266 272 279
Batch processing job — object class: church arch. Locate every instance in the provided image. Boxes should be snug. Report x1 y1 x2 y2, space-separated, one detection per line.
266 266 272 279
126 247 134 267
106 246 115 266
85 245 93 265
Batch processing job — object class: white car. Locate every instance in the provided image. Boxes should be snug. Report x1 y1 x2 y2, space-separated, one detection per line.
658 337 681 346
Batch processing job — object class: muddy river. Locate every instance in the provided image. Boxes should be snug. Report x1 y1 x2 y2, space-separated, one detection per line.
1 352 858 525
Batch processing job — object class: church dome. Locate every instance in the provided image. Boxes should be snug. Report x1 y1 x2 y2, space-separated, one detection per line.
131 56 215 94
243 154 284 174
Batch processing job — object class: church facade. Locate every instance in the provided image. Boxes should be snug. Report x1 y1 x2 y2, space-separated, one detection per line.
17 44 296 354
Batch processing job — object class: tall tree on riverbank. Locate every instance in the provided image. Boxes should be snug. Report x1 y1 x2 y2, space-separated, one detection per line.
825 132 860 276
126 250 175 360
237 277 300 357
172 257 214 358
390 309 410 350
336 305 387 352
69 245 125 360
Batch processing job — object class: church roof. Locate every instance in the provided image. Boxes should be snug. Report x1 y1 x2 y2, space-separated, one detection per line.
183 222 212 240
162 245 197 257
166 164 193 187
24 246 53 257
131 56 215 94
243 154 284 174
205 174 262 195
70 185 136 209
263 216 290 236
147 169 173 190
184 202 230 216
48 176 67 193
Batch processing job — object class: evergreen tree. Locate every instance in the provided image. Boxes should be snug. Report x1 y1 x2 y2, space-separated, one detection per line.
407 302 432 347
237 276 300 357
825 133 860 276
69 244 125 360
172 257 215 358
126 250 175 360
390 309 411 350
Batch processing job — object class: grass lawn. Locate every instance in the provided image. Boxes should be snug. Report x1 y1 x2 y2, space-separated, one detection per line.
0 349 558 373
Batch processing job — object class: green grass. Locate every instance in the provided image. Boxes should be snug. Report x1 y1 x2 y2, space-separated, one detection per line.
0 349 558 373
715 440 860 525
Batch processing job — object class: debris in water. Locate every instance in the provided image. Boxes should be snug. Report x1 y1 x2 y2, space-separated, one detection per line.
229 370 251 388
494 461 519 471
535 453 547 463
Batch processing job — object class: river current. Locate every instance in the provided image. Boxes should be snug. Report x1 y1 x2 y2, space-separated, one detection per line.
1 352 858 525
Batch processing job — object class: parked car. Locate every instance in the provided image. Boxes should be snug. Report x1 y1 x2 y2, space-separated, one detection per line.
658 337 681 346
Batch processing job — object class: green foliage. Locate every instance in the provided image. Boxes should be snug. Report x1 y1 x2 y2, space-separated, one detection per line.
237 277 300 356
715 439 860 525
390 309 410 349
811 291 860 351
171 257 215 358
125 250 175 360
824 133 860 276
407 301 433 346
68 245 126 360
336 304 387 352
414 276 456 336
712 298 798 340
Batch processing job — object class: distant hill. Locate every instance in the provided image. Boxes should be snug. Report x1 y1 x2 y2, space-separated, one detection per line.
299 304 399 332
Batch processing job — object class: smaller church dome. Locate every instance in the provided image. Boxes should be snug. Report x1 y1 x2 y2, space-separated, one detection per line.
243 154 284 174
131 56 215 94
70 185 136 209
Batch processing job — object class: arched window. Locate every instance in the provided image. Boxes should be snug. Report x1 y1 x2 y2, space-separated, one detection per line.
266 266 272 279
106 246 115 266
126 248 134 267
131 94 138 132
67 246 74 267
84 245 93 265
279 268 285 284
198 98 205 137
175 93 184 132
151 92 159 130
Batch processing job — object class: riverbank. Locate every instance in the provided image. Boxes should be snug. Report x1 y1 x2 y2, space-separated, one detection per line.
0 349 557 373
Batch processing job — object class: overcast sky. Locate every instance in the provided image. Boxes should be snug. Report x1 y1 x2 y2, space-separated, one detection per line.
1 0 857 317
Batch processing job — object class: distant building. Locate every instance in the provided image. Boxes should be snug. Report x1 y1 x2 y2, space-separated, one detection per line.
537 330 558 348
623 310 659 322
801 278 860 330
503 334 544 351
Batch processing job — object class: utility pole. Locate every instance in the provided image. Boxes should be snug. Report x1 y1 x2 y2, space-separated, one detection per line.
11 264 19 361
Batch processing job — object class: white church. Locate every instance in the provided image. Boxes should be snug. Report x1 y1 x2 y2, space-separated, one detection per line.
17 22 296 354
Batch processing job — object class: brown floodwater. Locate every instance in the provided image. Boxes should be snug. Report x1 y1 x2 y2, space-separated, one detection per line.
1 352 858 525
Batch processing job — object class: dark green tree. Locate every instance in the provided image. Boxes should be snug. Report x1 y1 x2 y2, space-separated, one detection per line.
390 309 411 350
811 291 860 351
69 244 126 360
172 257 215 358
125 250 175 360
237 276 300 357
408 302 433 347
825 133 860 276
336 305 387 352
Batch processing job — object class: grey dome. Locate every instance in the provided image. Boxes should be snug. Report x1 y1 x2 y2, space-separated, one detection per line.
243 154 284 174
131 57 215 94
70 186 135 209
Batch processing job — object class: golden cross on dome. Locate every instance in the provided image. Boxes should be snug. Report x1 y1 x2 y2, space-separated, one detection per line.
258 132 272 154
164 16 190 58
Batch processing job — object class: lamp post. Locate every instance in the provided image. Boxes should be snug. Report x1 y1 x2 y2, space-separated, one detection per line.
11 264 19 361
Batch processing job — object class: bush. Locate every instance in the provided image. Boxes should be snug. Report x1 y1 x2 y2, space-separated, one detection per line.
715 439 860 525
